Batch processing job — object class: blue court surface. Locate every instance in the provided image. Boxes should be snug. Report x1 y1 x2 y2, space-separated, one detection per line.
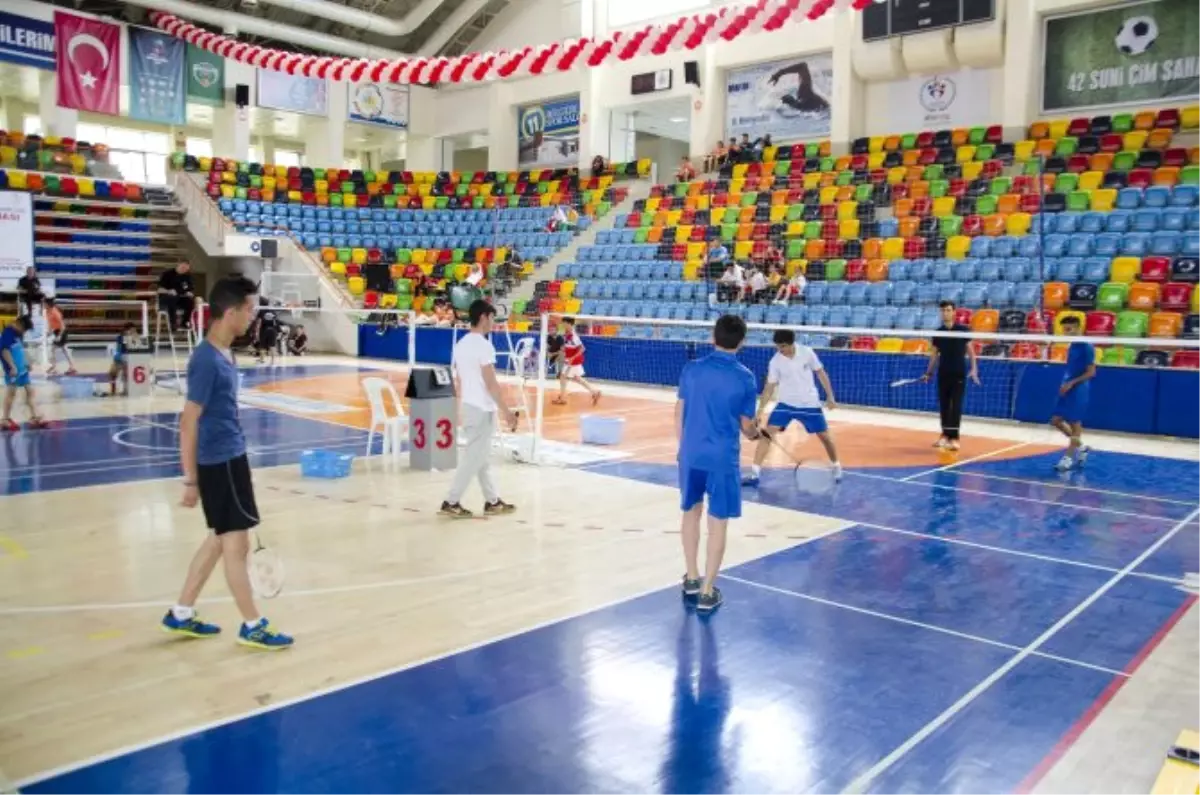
7 367 1198 794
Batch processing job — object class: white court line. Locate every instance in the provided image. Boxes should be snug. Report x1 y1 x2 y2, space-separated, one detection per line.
722 575 1128 679
899 441 1030 481
13 514 857 788
907 468 1200 507
849 469 1178 523
840 506 1200 795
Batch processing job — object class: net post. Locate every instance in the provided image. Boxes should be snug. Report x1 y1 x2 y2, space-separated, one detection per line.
407 310 416 369
140 299 149 340
533 310 549 463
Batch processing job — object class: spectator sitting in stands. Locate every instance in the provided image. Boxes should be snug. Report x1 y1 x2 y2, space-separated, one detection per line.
676 156 697 182
746 266 769 303
754 134 772 159
774 269 807 305
464 261 485 287
703 141 725 172
738 133 753 162
717 262 744 304
706 239 730 280
766 265 783 296
433 299 456 327
591 154 607 178
725 137 741 168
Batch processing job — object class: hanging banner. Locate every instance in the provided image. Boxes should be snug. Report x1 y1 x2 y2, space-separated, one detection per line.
0 11 55 70
54 11 121 115
349 81 410 128
186 43 224 107
129 27 186 125
257 69 328 116
0 192 34 279
518 97 579 168
1042 0 1200 112
725 54 833 142
863 69 996 135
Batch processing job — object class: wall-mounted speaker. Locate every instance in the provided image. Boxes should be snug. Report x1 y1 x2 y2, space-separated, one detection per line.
684 61 700 87
235 83 250 107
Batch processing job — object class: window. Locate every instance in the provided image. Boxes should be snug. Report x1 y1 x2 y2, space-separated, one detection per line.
186 138 213 158
249 146 264 164
23 116 42 136
344 156 363 171
607 0 706 28
76 123 170 184
275 149 302 168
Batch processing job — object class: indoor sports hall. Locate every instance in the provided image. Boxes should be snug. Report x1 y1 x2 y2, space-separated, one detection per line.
1 0 1199 792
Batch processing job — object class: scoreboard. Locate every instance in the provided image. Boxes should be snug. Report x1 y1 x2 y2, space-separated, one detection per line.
862 0 995 42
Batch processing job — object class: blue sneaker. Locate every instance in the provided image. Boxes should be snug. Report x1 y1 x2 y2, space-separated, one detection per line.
237 618 294 650
741 472 761 487
161 611 221 638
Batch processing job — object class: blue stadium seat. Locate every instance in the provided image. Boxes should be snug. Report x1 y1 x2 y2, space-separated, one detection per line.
1133 210 1160 232
916 282 940 304
1105 210 1132 233
1143 186 1170 208
1003 258 1030 282
1043 234 1068 257
891 281 916 305
938 282 964 305
1013 282 1041 307
888 259 911 280
1162 208 1189 231
807 306 829 326
932 260 955 282
895 307 918 329
826 282 849 305
1116 189 1142 209
828 307 850 327
1081 257 1109 282
1149 232 1182 256
909 259 933 282
1171 185 1198 207
991 237 1016 258
954 260 978 281
785 306 806 325
969 237 992 257
867 282 892 305
806 282 829 304
987 282 1014 307
1053 213 1080 234
962 282 988 308
976 258 1002 281
846 282 869 305
918 307 942 330
1123 232 1151 256
850 307 875 328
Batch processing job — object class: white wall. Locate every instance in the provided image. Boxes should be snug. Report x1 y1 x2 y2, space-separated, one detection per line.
471 0 582 52
861 68 1003 137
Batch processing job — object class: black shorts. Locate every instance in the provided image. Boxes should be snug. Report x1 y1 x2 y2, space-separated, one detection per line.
257 328 279 350
197 454 259 534
53 330 69 347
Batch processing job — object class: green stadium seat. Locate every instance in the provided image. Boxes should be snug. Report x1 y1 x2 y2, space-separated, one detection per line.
1096 282 1129 311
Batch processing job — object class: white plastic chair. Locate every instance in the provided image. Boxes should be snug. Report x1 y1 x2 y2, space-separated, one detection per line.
361 377 408 461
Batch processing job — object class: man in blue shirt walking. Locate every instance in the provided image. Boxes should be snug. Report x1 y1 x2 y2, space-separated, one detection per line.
1051 314 1096 472
676 314 761 613
162 276 293 650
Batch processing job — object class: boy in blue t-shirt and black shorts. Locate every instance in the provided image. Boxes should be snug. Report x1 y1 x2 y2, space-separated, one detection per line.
1051 315 1096 472
0 315 46 431
161 276 293 650
675 314 761 613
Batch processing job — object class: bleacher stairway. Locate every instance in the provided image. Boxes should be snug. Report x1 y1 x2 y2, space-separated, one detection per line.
171 171 359 355
507 180 652 312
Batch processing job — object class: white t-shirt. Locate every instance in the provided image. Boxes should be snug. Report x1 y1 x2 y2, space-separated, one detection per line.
453 332 497 412
791 273 807 295
749 271 767 292
768 346 824 408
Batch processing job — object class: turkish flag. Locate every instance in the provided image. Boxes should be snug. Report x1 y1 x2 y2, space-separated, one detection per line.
55 12 121 115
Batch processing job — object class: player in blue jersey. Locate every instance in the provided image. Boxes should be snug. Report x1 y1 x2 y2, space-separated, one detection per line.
0 316 46 431
676 314 761 613
1051 315 1096 472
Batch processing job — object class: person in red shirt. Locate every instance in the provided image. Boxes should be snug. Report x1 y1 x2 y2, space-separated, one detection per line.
552 317 601 406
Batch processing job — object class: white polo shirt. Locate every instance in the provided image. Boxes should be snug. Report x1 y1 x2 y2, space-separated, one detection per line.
453 332 497 412
768 346 824 408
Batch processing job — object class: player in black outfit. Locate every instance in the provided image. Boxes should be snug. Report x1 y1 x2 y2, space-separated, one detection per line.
254 297 283 365
16 267 43 316
921 301 980 451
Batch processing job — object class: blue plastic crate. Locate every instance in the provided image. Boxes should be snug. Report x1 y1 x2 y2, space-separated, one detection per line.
59 377 97 399
580 415 624 446
300 449 355 479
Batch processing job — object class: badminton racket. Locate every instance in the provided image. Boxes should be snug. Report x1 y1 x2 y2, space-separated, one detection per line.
889 377 926 388
758 428 807 487
247 531 285 599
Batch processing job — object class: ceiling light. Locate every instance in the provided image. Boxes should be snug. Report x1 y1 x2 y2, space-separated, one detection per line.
669 117 686 123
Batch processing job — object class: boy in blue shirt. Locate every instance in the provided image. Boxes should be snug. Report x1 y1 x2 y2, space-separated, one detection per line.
676 314 761 613
107 323 139 397
1051 315 1096 472
162 276 293 650
0 316 46 431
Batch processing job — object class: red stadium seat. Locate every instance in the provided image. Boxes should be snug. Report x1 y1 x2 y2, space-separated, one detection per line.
954 308 973 326
1160 282 1194 312
1085 311 1115 335
845 259 866 281
851 336 878 351
1140 256 1170 282
1172 350 1200 368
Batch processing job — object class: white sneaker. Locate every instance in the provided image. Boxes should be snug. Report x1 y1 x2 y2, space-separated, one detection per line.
1055 454 1074 472
1075 445 1091 467
831 462 843 481
933 437 948 449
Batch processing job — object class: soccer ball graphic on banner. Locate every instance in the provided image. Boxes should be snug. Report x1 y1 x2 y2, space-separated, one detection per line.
1115 15 1159 56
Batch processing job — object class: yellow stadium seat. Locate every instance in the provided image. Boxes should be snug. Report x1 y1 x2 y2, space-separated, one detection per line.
228 186 242 200
1006 212 1032 236
1090 188 1116 211
666 209 683 227
329 261 347 277
955 162 984 182
868 152 885 169
867 136 884 153
877 337 904 353
1014 140 1036 162
887 167 907 185
1182 105 1200 129
819 186 838 205
1048 119 1070 140
685 242 705 260
1109 257 1140 283
803 172 822 191
1127 281 1160 311
1054 310 1086 335
956 145 976 163
1123 130 1148 151
560 279 576 299
734 240 753 259
347 276 365 296
565 299 582 315
882 238 905 259
786 259 807 277
7 170 28 190
946 236 971 259
837 201 858 221
675 225 691 244
1078 171 1103 191
769 204 787 223
731 163 748 180
932 197 956 217
839 219 860 239
786 220 805 237
645 197 661 213
683 260 701 280
1193 285 1200 313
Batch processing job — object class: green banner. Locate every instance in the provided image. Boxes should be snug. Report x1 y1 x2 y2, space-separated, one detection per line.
1042 0 1199 112
186 44 225 107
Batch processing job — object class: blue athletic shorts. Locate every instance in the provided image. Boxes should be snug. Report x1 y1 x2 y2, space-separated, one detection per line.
3 371 30 388
1052 386 1089 424
679 465 742 520
766 403 828 434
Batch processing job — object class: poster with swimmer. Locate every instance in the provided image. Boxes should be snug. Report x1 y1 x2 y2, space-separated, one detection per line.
724 54 833 142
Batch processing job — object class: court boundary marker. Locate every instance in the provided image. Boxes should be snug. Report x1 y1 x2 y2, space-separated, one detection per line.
839 506 1200 794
